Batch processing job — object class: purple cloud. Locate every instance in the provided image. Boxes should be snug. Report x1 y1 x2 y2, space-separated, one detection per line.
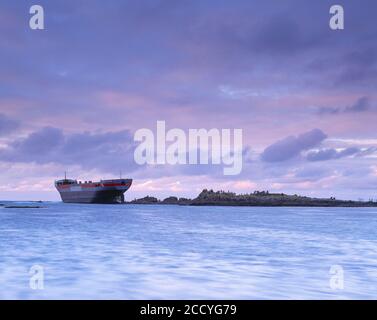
306 147 360 162
318 97 372 115
261 129 327 162
0 127 139 174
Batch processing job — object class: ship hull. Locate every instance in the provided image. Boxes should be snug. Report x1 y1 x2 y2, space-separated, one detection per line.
59 189 126 204
56 179 132 204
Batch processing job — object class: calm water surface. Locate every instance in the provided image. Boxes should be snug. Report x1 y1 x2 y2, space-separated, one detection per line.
0 202 377 299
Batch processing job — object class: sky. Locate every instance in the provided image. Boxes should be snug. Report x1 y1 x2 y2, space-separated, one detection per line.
0 0 376 201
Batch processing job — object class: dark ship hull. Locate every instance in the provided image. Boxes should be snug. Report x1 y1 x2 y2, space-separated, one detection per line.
55 178 132 204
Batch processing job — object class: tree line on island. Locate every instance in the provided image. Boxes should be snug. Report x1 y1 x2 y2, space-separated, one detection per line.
127 189 377 207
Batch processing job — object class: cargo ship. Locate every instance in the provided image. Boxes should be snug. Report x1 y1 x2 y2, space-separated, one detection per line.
55 175 132 204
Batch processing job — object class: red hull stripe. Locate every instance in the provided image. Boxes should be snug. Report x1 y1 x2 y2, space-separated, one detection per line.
57 183 131 190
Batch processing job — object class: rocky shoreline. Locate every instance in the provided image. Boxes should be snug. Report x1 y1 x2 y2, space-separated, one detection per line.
126 189 377 207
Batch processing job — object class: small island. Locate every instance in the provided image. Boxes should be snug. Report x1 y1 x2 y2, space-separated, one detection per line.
127 189 377 207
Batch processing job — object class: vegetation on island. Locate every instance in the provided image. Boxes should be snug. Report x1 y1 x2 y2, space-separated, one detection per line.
128 189 377 207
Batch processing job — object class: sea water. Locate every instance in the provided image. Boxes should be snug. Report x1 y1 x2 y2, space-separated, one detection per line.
0 202 376 299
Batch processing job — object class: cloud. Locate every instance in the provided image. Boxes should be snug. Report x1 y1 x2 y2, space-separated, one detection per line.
346 97 371 112
0 127 139 174
0 113 19 136
318 97 372 115
261 129 327 162
306 147 360 162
